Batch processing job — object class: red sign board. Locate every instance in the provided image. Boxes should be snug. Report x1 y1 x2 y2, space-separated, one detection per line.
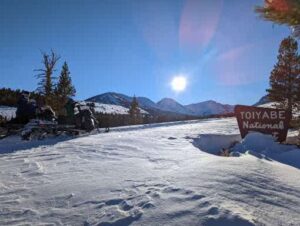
234 105 291 142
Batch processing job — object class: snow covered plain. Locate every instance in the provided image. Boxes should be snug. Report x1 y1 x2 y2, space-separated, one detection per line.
1 118 300 225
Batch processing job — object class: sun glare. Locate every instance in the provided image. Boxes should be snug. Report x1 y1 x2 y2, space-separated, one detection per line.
171 75 187 92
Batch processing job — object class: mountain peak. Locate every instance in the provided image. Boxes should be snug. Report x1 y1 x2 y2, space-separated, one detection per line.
185 100 235 116
157 98 177 104
86 92 234 117
157 98 192 115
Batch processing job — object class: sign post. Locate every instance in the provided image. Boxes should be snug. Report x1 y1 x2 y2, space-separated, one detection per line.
234 105 291 142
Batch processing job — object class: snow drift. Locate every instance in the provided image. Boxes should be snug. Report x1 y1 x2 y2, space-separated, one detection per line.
231 132 300 169
0 118 300 225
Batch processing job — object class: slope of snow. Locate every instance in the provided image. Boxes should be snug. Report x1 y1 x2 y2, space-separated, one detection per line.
185 100 235 116
79 102 148 115
0 105 16 120
1 118 300 225
86 92 129 106
86 92 159 111
93 103 130 115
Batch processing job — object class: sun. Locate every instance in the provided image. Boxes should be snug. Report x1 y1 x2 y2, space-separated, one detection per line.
171 75 187 92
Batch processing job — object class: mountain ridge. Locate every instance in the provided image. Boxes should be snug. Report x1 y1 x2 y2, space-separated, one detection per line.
86 92 235 116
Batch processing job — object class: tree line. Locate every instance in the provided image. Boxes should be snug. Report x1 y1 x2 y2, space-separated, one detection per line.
0 88 32 107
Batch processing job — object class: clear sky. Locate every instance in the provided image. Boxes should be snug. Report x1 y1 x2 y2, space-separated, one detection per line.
0 0 291 105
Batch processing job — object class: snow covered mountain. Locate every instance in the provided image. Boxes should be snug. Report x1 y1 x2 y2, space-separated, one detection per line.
185 100 235 116
87 92 194 117
86 92 159 110
86 92 234 116
86 92 133 107
157 98 192 115
79 102 137 115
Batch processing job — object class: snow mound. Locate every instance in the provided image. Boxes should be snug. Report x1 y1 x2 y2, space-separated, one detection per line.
232 132 300 169
0 105 16 120
191 131 300 169
232 132 297 155
192 134 241 155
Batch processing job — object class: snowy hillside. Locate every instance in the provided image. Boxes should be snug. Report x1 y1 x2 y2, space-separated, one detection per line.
185 100 235 116
157 98 192 115
93 103 131 115
86 92 131 107
1 118 300 225
86 92 159 111
0 105 16 120
84 102 148 115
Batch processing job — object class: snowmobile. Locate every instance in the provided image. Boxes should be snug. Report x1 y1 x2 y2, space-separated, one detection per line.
20 119 91 140
2 98 102 141
21 119 58 140
20 103 100 140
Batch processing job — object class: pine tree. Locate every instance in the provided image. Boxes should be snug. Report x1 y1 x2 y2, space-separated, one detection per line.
35 50 60 106
267 36 300 114
56 61 76 105
129 95 141 124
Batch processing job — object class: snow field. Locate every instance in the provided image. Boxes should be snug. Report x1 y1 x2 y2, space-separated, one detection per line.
0 118 300 225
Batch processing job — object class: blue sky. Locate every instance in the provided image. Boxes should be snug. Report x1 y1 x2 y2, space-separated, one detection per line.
0 0 290 105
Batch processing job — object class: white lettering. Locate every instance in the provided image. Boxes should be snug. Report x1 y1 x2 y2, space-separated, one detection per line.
270 111 277 120
243 121 249 129
255 111 261 119
245 112 252 120
279 111 285 120
240 112 245 119
262 111 270 119
242 120 285 130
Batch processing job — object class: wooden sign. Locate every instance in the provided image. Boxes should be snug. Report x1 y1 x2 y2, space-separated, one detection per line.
234 105 291 142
